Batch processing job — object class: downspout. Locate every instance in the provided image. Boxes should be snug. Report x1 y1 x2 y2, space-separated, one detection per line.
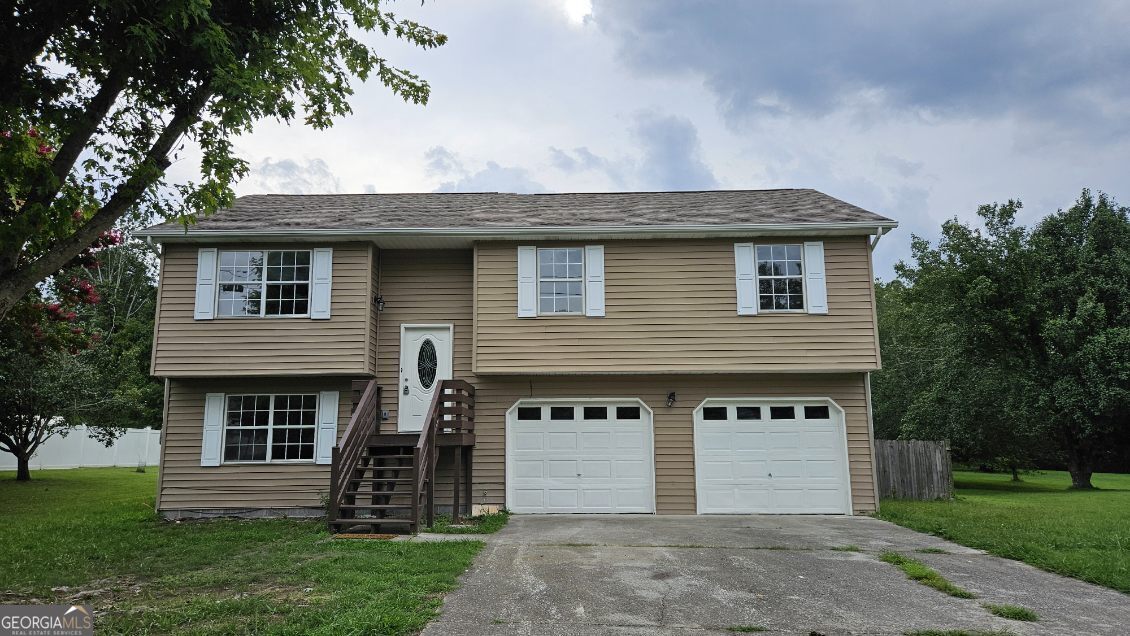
869 226 890 251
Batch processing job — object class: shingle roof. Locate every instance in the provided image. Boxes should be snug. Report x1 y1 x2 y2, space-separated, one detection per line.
141 189 894 234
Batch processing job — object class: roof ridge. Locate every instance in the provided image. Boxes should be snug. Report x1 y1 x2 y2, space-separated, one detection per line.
233 188 813 199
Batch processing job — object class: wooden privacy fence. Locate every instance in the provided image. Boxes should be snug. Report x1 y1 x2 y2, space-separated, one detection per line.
875 439 953 500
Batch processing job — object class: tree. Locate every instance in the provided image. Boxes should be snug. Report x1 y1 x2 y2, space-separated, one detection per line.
53 240 163 430
1027 192 1130 488
1 0 446 317
873 191 1130 488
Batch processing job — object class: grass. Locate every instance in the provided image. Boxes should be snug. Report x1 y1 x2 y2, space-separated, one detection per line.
879 552 976 599
981 603 1038 622
0 468 482 635
878 470 1130 593
830 544 862 552
913 547 949 554
424 510 510 534
725 627 768 633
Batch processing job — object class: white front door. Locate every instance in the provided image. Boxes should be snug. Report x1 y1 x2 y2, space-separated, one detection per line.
398 325 453 432
506 400 655 513
694 399 852 514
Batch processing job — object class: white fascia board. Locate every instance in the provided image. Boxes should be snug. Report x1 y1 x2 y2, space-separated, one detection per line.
136 220 900 244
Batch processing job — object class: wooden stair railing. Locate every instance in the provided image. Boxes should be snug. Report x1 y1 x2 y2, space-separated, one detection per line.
329 379 475 534
411 379 476 530
328 380 380 528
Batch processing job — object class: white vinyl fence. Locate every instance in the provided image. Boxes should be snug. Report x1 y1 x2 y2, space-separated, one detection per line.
0 426 161 470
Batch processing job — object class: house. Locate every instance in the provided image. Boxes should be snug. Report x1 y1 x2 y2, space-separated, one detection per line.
137 189 897 532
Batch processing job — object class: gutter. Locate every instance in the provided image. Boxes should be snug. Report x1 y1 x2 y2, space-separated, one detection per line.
136 220 899 241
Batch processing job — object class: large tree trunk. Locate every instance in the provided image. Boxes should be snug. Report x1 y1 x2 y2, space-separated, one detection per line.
16 454 30 481
1067 450 1094 489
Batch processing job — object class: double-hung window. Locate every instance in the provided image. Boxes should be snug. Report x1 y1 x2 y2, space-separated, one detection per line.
756 244 805 311
223 394 317 462
538 247 584 314
217 250 311 317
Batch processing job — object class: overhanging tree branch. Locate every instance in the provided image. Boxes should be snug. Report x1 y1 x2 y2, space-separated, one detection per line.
0 79 214 310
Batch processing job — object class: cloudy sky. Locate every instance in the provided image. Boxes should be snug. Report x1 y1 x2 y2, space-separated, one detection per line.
183 0 1130 278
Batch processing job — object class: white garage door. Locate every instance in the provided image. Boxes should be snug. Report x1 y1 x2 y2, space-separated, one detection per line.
694 399 851 514
507 400 655 513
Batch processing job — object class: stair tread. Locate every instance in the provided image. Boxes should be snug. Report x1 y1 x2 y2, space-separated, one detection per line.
330 519 414 525
338 504 414 510
344 478 412 483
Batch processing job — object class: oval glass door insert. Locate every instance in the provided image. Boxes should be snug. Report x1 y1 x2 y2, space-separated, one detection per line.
418 338 438 389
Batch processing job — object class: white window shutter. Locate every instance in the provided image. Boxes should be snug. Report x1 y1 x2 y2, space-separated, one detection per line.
516 246 537 318
315 391 340 465
200 393 224 467
804 241 829 314
734 243 758 315
310 248 333 319
194 248 217 320
584 245 606 317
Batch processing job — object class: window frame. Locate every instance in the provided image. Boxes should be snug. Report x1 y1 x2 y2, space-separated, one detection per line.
221 392 319 465
754 243 808 313
536 246 586 316
215 249 313 319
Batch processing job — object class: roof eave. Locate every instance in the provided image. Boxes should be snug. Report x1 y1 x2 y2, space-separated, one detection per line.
135 220 899 243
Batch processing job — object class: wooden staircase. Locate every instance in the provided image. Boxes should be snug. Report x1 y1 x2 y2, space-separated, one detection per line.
327 379 475 534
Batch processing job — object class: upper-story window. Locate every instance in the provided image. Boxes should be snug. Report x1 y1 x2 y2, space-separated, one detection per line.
217 250 311 317
538 247 584 314
756 244 804 311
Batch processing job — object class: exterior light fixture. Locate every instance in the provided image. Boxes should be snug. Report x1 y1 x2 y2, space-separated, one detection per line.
376 295 385 311
666 392 677 407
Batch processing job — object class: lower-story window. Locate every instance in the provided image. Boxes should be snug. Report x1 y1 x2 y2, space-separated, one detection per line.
224 394 317 462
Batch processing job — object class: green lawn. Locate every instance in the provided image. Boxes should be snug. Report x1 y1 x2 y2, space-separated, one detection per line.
0 468 482 635
878 470 1130 593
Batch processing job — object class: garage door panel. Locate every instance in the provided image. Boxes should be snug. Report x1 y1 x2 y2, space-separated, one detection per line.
513 432 543 451
768 431 801 449
695 400 849 515
508 401 655 514
733 459 767 480
769 459 804 478
735 487 771 510
547 460 579 478
546 489 579 509
581 489 613 509
614 430 646 449
613 459 647 479
581 431 611 449
803 488 846 510
512 489 544 508
547 432 578 450
805 430 837 449
699 460 734 481
581 459 612 478
513 460 544 478
614 487 651 510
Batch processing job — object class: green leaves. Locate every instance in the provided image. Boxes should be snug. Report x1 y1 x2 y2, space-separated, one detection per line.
0 0 447 316
874 190 1130 485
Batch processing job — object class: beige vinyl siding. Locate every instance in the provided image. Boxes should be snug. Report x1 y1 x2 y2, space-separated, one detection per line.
474 237 880 374
158 377 353 511
375 250 475 432
461 373 875 515
152 243 374 377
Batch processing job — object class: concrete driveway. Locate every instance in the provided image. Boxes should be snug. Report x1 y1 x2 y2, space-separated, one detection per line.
422 515 1129 635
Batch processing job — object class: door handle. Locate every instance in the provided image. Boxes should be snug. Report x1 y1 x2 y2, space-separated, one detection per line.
403 379 409 395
